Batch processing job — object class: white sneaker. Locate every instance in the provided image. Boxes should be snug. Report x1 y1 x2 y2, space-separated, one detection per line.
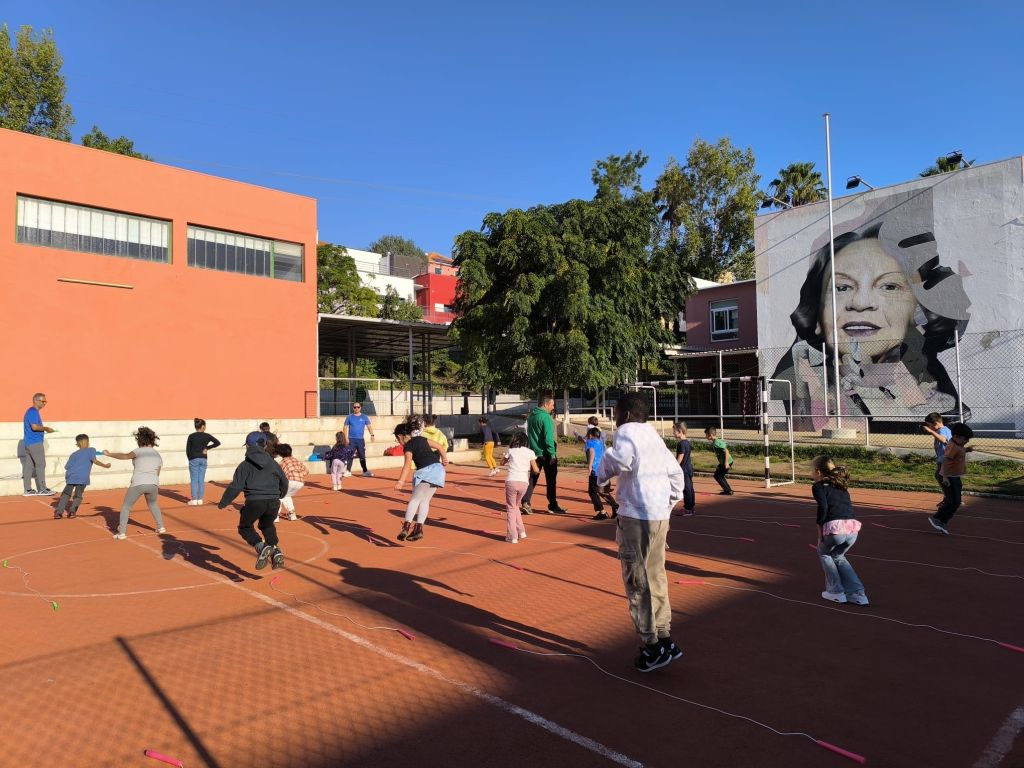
332 485 340 491
821 591 847 603
343 471 352 478
506 537 518 544
488 469 499 477
518 532 527 540
847 593 869 606
289 513 297 521
273 516 281 523
113 533 126 540
156 528 166 534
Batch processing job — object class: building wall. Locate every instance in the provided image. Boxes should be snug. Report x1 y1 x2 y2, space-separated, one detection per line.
755 157 1024 431
683 280 758 349
414 271 458 324
346 247 417 301
0 128 318 421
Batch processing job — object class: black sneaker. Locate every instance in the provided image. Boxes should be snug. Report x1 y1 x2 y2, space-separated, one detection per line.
634 643 671 673
928 516 950 535
592 511 609 521
23 489 37 496
255 542 274 570
659 637 683 662
407 523 424 542
67 513 77 519
397 521 412 541
548 506 568 515
520 503 532 515
271 547 285 570
38 488 55 496
53 513 63 520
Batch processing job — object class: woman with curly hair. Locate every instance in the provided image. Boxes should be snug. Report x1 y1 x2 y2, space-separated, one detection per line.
105 426 166 539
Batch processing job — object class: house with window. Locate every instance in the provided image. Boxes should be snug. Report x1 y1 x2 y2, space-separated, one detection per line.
413 252 458 324
673 277 758 416
1 127 317 421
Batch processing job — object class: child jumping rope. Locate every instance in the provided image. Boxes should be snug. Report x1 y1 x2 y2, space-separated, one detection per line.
811 456 869 605
218 435 289 570
394 418 448 542
930 423 974 535
105 427 166 539
323 432 357 491
502 430 538 542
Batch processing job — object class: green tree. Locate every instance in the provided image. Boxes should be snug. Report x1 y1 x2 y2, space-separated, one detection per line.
379 285 424 321
0 24 74 140
317 242 380 316
920 153 973 177
452 158 676 396
368 234 427 277
660 137 759 281
591 150 648 200
764 161 826 208
81 125 151 159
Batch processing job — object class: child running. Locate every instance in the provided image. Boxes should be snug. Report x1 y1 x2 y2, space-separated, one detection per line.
218 435 288 570
54 434 110 519
704 426 734 495
672 421 695 516
276 444 308 521
323 431 357 491
479 417 500 476
502 431 538 542
811 455 869 605
586 427 618 520
930 423 974 535
922 412 952 508
597 392 685 673
394 418 448 542
105 427 166 539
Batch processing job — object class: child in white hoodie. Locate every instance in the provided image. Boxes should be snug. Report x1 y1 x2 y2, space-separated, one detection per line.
597 392 685 673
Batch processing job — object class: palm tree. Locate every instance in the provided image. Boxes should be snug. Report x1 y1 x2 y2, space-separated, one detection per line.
920 153 974 177
764 162 827 209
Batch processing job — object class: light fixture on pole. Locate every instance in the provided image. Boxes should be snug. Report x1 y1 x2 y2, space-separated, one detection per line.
845 175 875 190
760 196 793 209
823 113 843 429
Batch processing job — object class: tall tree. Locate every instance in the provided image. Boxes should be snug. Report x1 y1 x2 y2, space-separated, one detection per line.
368 234 427 277
764 161 826 208
591 150 648 200
652 157 688 245
317 243 380 316
920 153 974 177
452 158 676 396
0 24 74 140
378 285 424 321
81 125 151 159
658 137 759 281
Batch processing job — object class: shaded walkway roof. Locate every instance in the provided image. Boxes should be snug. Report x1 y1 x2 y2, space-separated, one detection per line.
318 313 457 360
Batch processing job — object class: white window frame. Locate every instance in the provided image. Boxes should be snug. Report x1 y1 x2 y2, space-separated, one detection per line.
709 299 739 342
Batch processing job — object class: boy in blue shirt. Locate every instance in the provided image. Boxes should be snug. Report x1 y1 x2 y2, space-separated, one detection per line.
55 434 111 519
586 428 618 520
672 421 696 515
922 412 952 506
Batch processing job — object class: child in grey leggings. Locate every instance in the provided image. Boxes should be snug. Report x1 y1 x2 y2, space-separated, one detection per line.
393 419 448 542
105 426 166 539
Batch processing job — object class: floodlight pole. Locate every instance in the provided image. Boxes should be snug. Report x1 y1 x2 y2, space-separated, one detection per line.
824 113 843 428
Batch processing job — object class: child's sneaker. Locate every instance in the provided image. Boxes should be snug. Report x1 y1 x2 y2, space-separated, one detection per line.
343 471 352 478
67 513 76 519
659 637 683 662
112 532 126 540
518 531 527 540
634 643 671 673
156 528 166 534
520 502 532 515
22 489 37 496
506 536 518 544
928 516 950 535
407 523 424 542
821 591 847 603
397 521 412 541
363 471 375 477
592 511 609 521
53 513 63 520
38 488 55 496
847 593 870 606
332 484 340 491
255 541 274 570
271 547 285 570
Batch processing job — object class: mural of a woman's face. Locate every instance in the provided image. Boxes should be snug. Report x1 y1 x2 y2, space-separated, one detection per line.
819 238 918 357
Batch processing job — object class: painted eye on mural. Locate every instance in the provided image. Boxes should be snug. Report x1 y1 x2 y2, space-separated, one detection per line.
836 283 853 293
879 282 905 292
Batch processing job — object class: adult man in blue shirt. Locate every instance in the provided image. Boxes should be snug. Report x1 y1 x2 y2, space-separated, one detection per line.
23 392 55 496
343 403 376 477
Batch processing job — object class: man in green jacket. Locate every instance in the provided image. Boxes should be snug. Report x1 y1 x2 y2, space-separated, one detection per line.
521 394 567 514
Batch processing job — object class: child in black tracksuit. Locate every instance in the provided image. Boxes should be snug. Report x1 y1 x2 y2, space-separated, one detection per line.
218 439 289 570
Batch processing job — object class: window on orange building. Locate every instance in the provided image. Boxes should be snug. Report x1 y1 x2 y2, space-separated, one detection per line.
187 225 303 282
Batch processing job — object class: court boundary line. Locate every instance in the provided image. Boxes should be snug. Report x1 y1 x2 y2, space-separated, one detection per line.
971 704 1024 768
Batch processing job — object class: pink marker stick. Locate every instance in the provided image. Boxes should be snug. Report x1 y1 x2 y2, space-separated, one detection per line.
144 750 184 767
998 642 1024 653
815 740 867 764
489 637 518 650
269 576 281 586
397 629 415 641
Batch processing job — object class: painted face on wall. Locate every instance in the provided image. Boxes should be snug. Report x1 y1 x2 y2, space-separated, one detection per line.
819 238 918 357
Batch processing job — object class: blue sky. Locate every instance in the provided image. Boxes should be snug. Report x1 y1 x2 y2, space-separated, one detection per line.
12 1 1024 254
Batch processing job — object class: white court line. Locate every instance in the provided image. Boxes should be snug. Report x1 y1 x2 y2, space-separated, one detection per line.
972 705 1024 768
109 523 646 768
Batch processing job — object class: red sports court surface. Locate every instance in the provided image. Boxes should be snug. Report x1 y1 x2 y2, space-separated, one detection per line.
1 466 1021 768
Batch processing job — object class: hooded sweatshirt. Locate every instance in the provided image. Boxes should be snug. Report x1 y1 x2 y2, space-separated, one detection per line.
596 421 684 521
218 447 289 507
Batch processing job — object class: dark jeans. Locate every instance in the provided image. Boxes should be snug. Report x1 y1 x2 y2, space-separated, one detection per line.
935 476 963 524
587 474 617 512
683 469 695 511
523 456 558 509
347 438 368 473
56 484 85 515
238 498 280 548
713 464 733 494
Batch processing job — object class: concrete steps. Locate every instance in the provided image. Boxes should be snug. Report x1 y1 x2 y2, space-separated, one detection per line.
2 416 476 496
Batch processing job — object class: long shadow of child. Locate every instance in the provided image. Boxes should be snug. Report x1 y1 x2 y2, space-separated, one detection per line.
160 534 259 582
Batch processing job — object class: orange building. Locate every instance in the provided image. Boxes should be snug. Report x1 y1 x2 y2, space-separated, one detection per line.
0 128 318 421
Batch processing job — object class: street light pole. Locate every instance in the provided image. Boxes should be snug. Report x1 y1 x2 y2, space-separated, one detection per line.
823 113 842 428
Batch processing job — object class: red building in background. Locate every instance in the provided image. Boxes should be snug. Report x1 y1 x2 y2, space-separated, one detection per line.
415 252 458 324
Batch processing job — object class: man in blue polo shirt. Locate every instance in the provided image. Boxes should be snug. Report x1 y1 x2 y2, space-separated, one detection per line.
343 403 375 477
23 392 55 496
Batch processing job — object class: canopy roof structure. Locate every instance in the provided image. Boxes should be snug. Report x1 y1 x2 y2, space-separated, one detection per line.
317 313 456 361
